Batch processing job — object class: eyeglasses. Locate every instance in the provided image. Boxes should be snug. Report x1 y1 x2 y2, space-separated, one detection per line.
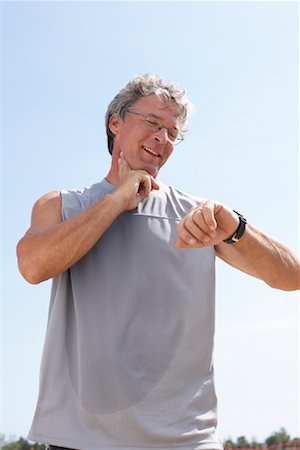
127 110 184 145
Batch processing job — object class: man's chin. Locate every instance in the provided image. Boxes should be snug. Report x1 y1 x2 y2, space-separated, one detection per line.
131 161 159 179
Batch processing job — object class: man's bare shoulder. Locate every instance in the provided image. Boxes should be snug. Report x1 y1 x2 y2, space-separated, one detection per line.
28 191 62 234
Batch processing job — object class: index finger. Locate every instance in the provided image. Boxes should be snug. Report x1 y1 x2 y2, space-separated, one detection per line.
135 169 160 191
196 201 217 231
118 152 131 180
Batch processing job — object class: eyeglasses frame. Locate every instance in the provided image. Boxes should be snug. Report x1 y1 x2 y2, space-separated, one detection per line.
126 110 184 145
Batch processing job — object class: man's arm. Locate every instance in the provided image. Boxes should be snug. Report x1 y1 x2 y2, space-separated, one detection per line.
17 162 159 284
214 223 300 291
17 191 126 284
175 201 300 291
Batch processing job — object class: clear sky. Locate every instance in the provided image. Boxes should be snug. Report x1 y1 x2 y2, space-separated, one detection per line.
2 0 299 444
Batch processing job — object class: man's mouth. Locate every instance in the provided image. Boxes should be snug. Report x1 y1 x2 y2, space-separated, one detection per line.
142 145 160 157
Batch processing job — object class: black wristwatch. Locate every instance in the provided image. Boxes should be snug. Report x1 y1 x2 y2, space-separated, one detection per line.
223 211 247 244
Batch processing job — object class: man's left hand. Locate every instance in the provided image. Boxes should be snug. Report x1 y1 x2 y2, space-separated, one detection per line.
175 200 239 248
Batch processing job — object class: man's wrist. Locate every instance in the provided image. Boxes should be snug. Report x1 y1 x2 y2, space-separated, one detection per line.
223 211 247 244
107 190 129 214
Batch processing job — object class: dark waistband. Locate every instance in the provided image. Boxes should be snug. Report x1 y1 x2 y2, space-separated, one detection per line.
48 446 77 450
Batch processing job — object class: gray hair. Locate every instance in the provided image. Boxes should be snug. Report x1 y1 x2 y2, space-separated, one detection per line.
105 74 192 155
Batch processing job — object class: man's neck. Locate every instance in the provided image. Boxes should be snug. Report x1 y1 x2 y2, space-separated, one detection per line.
105 170 118 185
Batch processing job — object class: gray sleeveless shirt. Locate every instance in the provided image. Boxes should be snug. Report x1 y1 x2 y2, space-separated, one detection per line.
28 179 221 450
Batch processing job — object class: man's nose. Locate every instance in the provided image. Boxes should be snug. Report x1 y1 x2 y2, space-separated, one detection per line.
154 127 169 144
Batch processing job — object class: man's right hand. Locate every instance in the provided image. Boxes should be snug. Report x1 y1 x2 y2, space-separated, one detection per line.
114 153 160 211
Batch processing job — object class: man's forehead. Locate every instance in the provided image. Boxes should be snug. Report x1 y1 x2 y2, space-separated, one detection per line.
134 94 180 115
133 94 181 125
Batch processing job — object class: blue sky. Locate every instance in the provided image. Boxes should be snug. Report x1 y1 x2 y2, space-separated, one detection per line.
2 0 299 444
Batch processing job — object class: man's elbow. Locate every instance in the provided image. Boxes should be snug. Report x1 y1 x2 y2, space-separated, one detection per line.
17 240 44 285
17 258 43 285
266 271 300 292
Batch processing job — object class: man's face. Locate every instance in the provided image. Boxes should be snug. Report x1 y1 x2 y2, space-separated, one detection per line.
110 94 181 178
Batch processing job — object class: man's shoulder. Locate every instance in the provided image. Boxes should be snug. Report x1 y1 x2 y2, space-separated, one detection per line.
61 180 105 196
61 179 112 219
62 179 114 199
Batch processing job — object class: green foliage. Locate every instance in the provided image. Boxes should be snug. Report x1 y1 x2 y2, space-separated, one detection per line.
224 438 236 448
265 427 290 446
1 437 45 450
223 427 298 448
249 438 262 448
236 436 251 448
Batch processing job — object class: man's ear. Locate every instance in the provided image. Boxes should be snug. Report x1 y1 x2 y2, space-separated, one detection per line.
108 113 122 135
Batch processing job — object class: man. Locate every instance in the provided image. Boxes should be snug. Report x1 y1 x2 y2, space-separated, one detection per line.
17 74 299 450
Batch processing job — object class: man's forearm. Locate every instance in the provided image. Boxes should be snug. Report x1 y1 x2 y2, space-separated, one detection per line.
216 223 300 291
17 192 125 284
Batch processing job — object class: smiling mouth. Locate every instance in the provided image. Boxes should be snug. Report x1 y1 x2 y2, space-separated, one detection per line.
142 145 160 157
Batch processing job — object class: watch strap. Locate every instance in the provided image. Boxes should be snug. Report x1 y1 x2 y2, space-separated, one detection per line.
223 210 247 244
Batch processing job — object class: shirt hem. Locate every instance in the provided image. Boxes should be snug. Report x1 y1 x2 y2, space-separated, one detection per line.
28 431 223 450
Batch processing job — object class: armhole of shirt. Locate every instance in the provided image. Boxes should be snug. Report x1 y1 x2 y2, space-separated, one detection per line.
60 189 69 223
60 189 82 223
